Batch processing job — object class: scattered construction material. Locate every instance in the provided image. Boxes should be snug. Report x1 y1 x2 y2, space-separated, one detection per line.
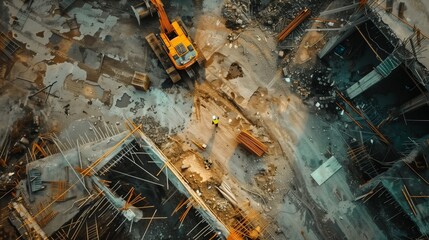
2 0 429 239
278 8 311 42
9 201 49 240
236 130 268 157
191 139 206 151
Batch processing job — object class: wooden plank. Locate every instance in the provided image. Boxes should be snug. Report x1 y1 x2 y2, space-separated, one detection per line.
242 131 268 152
236 131 268 156
131 71 150 91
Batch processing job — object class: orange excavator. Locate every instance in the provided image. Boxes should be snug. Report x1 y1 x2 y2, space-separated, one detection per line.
132 0 203 83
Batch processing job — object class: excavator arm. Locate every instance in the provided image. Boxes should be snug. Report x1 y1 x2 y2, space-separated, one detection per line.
150 0 174 34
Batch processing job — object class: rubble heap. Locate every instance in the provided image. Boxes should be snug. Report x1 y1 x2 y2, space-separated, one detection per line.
257 0 294 29
134 116 170 145
256 0 325 32
287 66 337 112
222 0 251 29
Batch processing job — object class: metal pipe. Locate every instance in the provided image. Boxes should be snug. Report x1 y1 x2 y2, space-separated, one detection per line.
110 169 163 187
140 209 157 240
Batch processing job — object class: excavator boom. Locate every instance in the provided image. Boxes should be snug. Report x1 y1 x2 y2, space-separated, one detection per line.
147 0 199 72
150 0 174 34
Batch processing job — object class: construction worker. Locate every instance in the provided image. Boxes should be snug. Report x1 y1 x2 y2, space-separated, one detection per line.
212 115 219 127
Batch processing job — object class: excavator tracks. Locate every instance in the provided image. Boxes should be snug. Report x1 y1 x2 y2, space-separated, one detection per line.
145 33 182 83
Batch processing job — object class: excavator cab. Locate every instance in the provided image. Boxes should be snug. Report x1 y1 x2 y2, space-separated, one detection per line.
160 21 198 70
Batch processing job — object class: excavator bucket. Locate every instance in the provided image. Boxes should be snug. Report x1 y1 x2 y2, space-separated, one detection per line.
131 1 154 25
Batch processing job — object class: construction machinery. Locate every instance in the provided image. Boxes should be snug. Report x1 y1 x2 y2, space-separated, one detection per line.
132 0 204 83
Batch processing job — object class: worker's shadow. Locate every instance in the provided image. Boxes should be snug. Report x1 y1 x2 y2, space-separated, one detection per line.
196 63 206 84
203 126 218 156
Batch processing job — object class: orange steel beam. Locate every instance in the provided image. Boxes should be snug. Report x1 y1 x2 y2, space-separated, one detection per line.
0 158 6 168
137 205 154 209
121 187 146 210
209 233 219 240
236 131 268 156
81 124 142 176
278 8 311 41
355 26 382 61
172 197 193 216
129 195 145 206
172 198 187 215
336 102 364 129
32 143 48 158
122 188 135 210
179 204 192 223
156 161 169 176
336 90 389 144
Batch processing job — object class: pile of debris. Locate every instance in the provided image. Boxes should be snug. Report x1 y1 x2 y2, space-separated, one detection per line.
290 79 311 99
222 0 251 29
256 0 327 33
0 170 19 192
287 66 336 111
134 116 169 145
203 158 213 169
254 164 277 196
257 0 294 29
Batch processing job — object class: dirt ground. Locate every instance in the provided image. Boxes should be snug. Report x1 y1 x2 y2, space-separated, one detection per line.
0 0 389 239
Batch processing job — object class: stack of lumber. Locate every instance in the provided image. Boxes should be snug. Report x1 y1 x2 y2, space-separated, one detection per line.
236 130 268 157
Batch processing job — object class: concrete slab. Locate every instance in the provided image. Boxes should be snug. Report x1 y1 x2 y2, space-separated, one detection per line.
373 0 429 69
68 3 118 41
311 156 342 185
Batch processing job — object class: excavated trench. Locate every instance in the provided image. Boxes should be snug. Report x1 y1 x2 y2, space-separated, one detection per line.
103 140 216 240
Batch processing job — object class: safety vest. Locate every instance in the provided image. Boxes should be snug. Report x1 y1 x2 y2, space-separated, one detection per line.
212 118 219 125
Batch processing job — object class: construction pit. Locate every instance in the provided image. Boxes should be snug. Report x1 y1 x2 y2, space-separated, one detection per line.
1 0 429 239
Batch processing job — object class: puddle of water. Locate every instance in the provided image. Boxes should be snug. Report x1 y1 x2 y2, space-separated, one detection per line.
115 93 132 108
